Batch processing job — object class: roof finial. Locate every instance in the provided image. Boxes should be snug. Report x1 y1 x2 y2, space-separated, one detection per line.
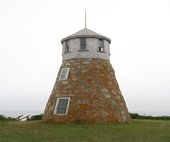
85 9 87 29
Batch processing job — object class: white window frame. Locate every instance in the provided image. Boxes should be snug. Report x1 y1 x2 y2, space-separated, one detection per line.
59 68 70 80
54 97 70 115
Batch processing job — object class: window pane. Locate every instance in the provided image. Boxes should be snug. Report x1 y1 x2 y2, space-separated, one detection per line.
59 68 70 80
80 38 86 50
62 69 68 75
81 44 86 50
65 41 69 53
55 98 70 115
99 39 104 52
80 38 86 44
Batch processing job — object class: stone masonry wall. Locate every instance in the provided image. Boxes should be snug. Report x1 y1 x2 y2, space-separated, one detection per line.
43 58 131 124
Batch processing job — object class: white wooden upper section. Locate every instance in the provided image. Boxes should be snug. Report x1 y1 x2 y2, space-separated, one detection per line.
61 28 111 61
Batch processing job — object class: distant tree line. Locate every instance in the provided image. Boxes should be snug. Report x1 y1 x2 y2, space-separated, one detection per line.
130 113 170 120
0 114 43 121
0 115 16 121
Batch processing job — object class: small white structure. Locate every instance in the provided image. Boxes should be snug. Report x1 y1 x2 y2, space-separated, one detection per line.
61 28 111 61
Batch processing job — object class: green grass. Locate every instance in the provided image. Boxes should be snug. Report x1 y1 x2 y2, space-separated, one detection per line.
0 119 170 142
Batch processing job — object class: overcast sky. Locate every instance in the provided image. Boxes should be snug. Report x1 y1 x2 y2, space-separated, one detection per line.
0 0 170 116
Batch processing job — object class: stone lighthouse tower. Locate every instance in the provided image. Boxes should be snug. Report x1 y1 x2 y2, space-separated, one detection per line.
43 27 131 124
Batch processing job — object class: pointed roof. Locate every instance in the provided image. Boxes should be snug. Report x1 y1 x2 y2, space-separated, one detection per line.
61 28 111 43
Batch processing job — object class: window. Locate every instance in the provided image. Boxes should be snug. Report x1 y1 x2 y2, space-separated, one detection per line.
59 68 70 80
98 39 104 52
80 38 86 50
99 46 104 52
64 41 69 53
54 97 70 115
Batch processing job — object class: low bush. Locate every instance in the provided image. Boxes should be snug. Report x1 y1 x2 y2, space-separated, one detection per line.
130 113 170 120
0 114 16 121
29 114 43 121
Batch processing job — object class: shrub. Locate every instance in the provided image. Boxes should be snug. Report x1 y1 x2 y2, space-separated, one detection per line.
130 113 170 120
0 115 16 121
29 114 43 121
0 115 7 121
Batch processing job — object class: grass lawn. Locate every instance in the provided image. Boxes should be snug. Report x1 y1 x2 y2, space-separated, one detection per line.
0 119 170 142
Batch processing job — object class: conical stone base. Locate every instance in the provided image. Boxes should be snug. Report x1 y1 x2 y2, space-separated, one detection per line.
43 58 131 124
